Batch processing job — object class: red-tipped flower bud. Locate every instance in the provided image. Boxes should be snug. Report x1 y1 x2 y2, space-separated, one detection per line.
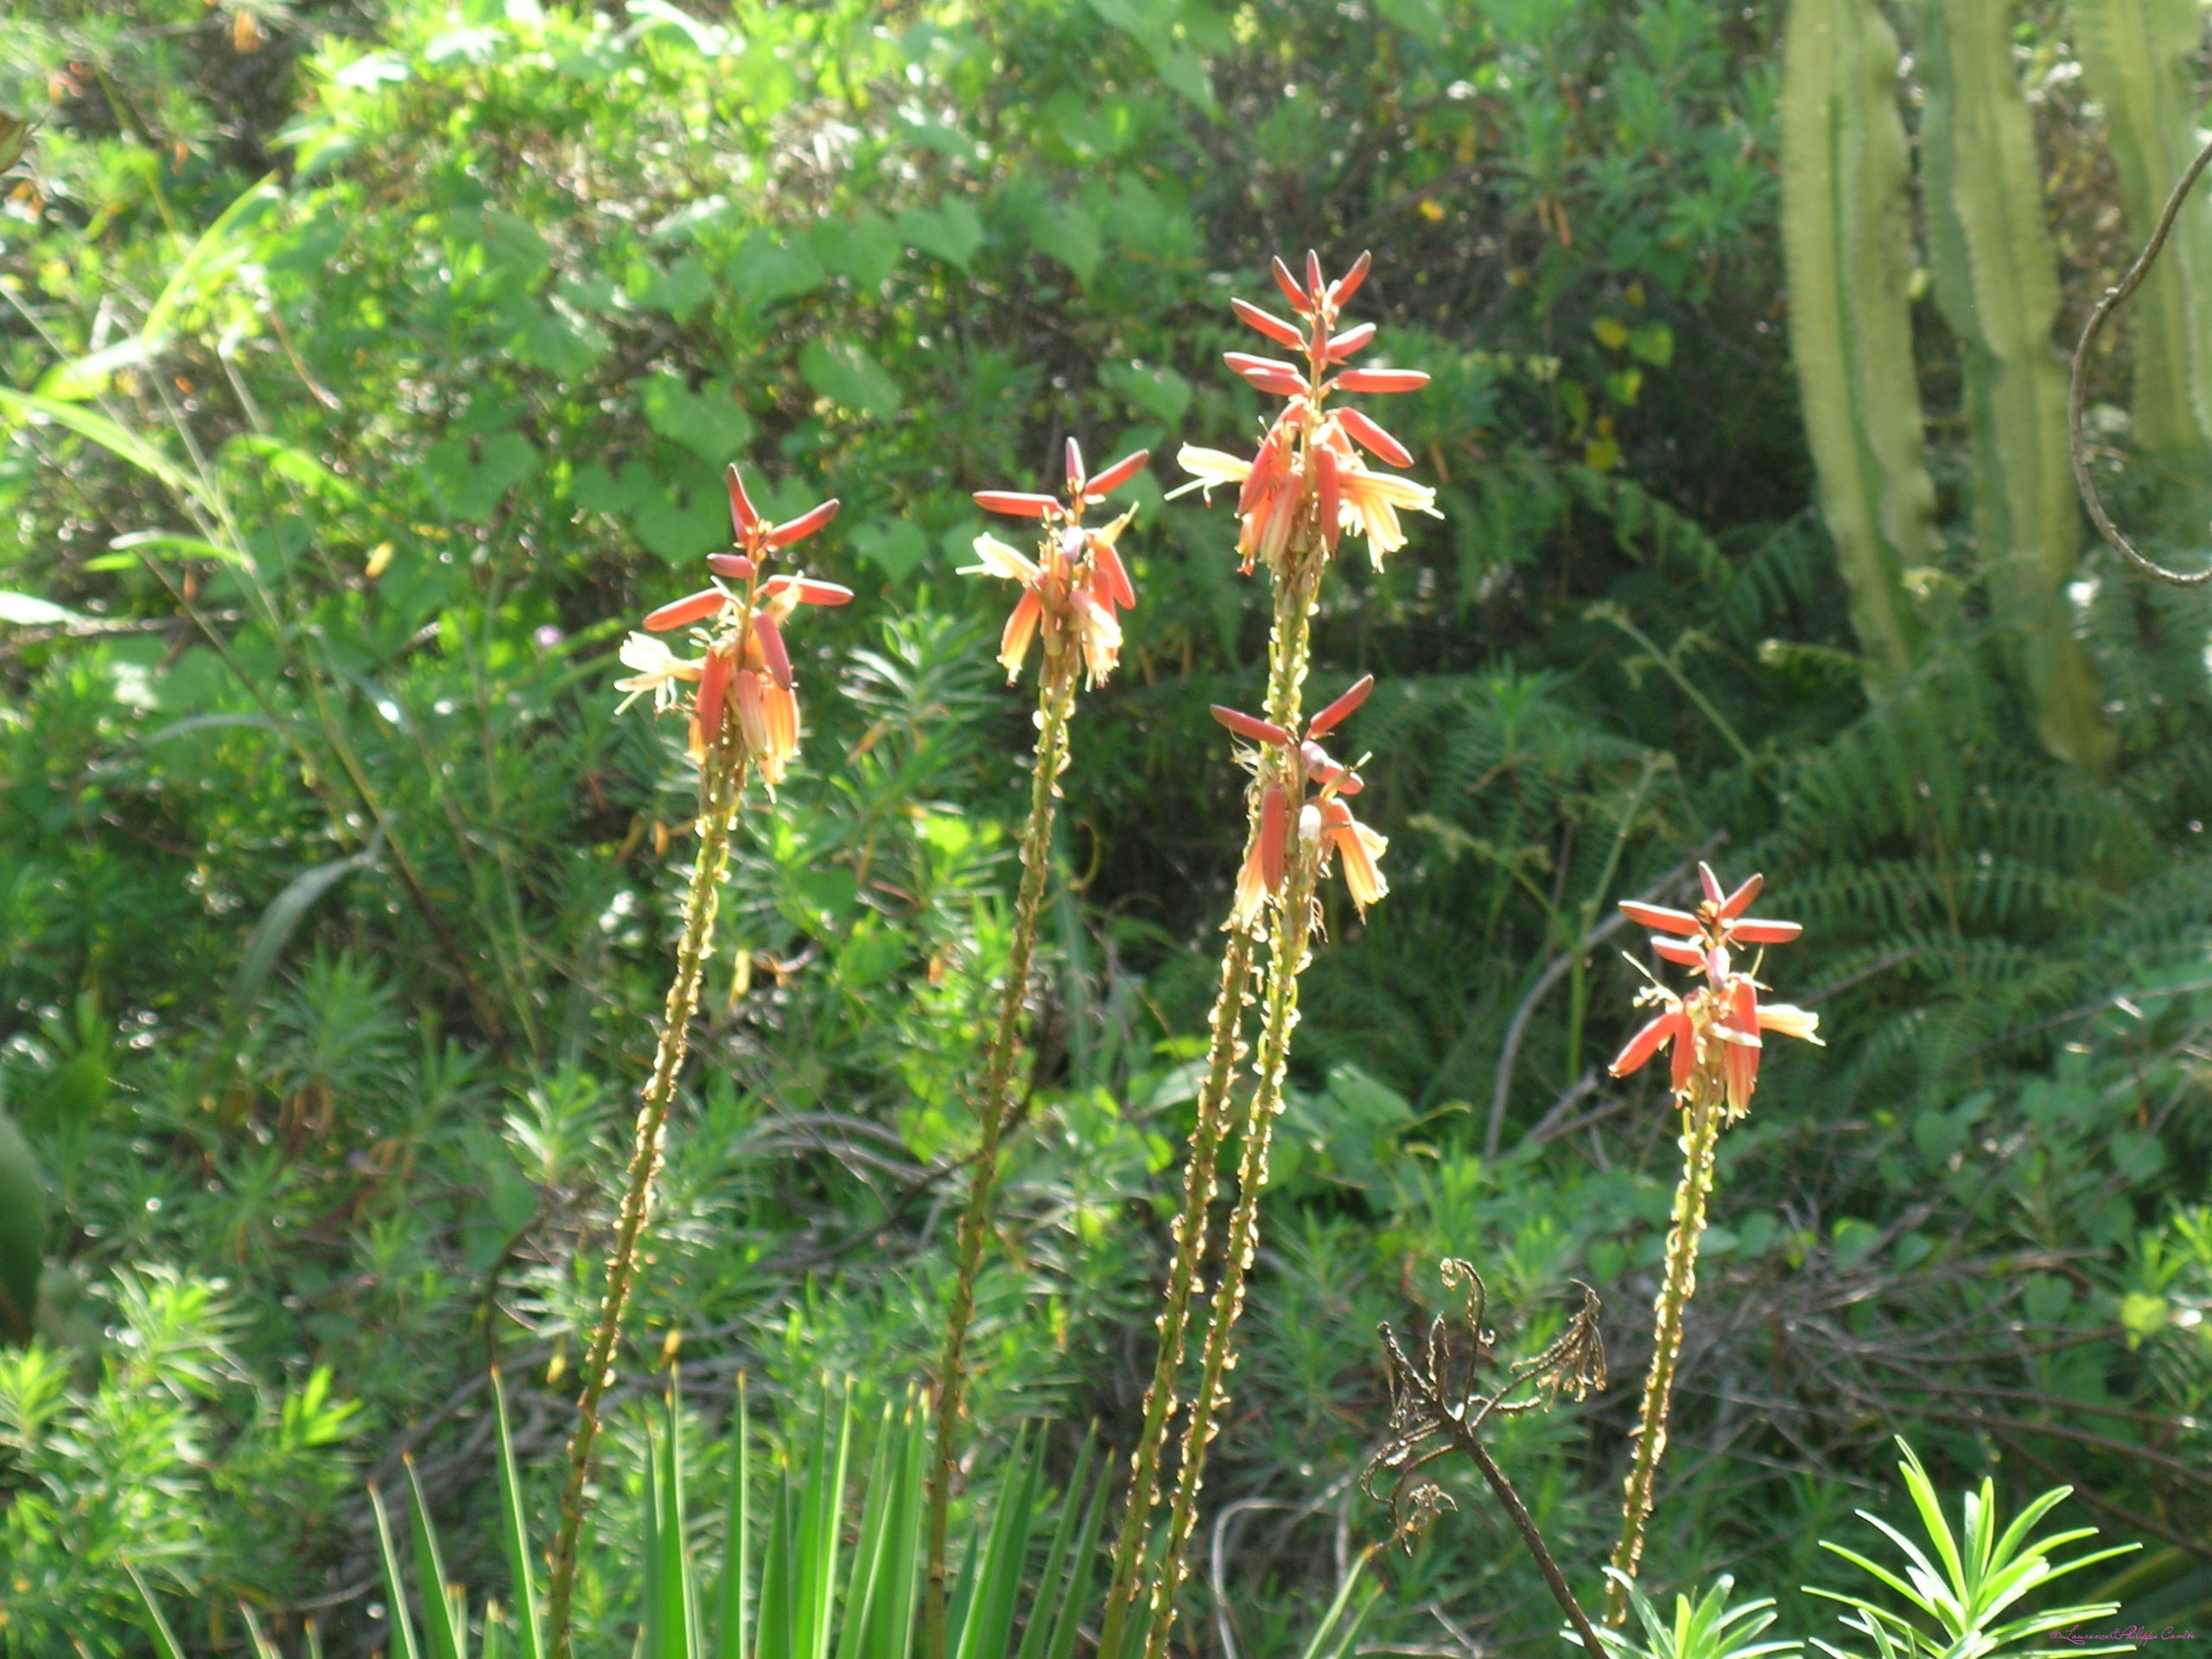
1653 937 1703 968
708 553 758 582
1245 367 1308 397
1334 368 1430 394
1210 705 1294 747
763 575 855 607
1260 785 1288 890
1084 449 1150 499
1231 297 1306 351
1091 538 1137 609
1225 352 1303 380
1305 249 1325 305
1065 436 1085 493
752 613 792 690
1325 322 1376 361
644 589 727 632
1337 407 1413 468
696 645 731 741
1272 254 1312 315
766 499 840 549
974 490 1060 518
726 462 760 534
1620 900 1700 936
1307 673 1375 737
1313 442 1343 554
1719 873 1764 918
1329 250 1372 307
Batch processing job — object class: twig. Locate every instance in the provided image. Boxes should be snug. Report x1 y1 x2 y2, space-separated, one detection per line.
2068 130 2212 586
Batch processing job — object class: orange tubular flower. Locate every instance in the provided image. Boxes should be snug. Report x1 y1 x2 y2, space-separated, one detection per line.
1607 861 1819 1117
1213 673 1387 927
1178 251 1440 578
964 439 1147 687
618 460 843 789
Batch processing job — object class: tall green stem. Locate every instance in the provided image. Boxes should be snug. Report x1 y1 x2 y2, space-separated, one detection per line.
922 644 1080 1659
1143 836 1319 1659
545 747 747 1659
1096 559 1319 1659
1605 1074 1720 1625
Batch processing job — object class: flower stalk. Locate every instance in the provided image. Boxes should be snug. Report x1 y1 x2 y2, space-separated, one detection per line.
1600 863 1817 1625
545 745 743 1659
922 442 1147 1659
1605 1071 1719 1624
1143 833 1319 1659
545 464 844 1659
1100 250 1431 1659
922 641 1076 1659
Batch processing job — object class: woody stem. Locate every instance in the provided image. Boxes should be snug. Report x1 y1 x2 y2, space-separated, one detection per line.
546 745 747 1659
1605 1071 1721 1624
923 643 1079 1659
1096 556 1320 1659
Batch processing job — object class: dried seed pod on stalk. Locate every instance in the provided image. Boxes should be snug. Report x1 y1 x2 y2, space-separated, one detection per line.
545 463 842 1659
1364 1261 1608 1656
1100 248 1440 1659
920 439 1147 1659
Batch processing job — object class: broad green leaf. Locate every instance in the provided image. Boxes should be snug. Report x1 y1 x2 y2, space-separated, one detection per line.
1375 0 1445 44
852 519 927 579
632 473 728 563
1027 200 1101 284
1099 360 1191 429
799 338 903 418
423 431 541 522
899 199 985 271
628 253 715 319
728 230 826 307
642 373 756 462
813 213 904 289
511 303 611 378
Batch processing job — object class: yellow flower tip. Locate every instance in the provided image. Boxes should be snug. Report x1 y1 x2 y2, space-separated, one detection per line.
1755 1002 1821 1045
1178 444 1254 497
963 532 1040 583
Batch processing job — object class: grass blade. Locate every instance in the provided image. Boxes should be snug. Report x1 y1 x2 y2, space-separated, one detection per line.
716 1382 752 1659
125 1564 188 1659
1043 1452 1111 1659
491 1369 546 1659
372 1484 426 1659
1015 1428 1096 1659
954 1426 1039 1659
406 1455 468 1659
834 1404 901 1659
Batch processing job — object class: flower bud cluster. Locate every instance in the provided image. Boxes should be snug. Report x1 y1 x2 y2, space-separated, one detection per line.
1180 251 1441 579
614 461 849 787
1608 862 1821 1118
966 439 1147 687
1212 673 1389 928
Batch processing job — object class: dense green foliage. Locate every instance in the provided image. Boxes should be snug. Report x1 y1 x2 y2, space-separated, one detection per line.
1 0 2208 1655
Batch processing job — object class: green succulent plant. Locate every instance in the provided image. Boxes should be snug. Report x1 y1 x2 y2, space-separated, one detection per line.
1808 1442 2136 1659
